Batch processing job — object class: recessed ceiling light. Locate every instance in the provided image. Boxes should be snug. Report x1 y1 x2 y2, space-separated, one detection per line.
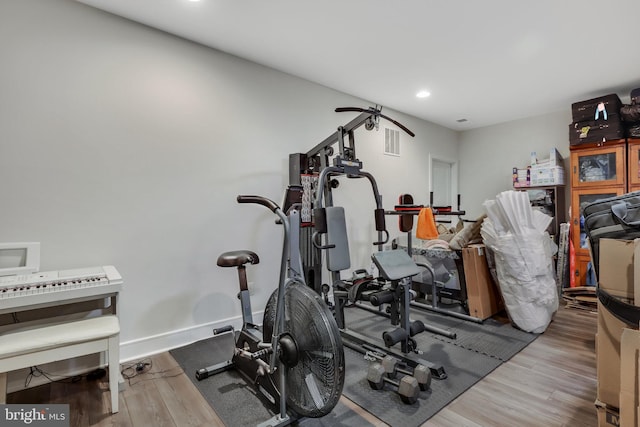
416 91 431 98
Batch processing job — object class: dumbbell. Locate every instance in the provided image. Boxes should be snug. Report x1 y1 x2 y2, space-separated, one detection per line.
379 356 431 391
366 352 431 391
367 362 420 404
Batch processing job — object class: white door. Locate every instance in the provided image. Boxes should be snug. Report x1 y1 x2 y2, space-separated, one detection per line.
432 159 452 208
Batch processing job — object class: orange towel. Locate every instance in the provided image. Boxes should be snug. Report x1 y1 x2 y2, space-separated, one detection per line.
416 208 439 240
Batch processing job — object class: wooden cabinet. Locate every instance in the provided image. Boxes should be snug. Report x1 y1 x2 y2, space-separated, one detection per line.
569 139 627 287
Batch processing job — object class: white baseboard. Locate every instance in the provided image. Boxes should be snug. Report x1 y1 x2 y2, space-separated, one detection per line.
120 311 263 362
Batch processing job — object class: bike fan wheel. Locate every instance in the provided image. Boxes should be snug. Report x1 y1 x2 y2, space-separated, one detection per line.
263 283 345 418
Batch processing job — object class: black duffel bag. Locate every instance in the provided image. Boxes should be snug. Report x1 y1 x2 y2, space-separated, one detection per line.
621 102 640 122
620 88 640 122
584 191 640 275
584 191 640 326
629 123 640 138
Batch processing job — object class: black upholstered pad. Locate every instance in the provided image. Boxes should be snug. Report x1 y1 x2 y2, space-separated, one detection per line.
371 249 420 281
216 250 259 267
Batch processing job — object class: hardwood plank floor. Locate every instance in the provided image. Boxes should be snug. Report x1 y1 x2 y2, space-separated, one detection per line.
7 304 597 427
426 305 597 427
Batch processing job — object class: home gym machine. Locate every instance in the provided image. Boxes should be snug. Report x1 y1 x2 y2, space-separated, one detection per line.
195 191 345 426
289 106 451 400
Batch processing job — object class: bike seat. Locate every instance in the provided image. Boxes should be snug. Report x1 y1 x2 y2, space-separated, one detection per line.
217 250 260 268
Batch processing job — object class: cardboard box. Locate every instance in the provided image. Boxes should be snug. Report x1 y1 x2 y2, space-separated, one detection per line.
597 239 639 409
531 148 563 168
461 244 503 320
530 165 565 186
599 239 637 301
512 167 530 187
620 328 640 427
595 400 620 427
598 301 632 409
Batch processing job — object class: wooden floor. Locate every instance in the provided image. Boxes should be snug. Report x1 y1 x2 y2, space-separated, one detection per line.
7 304 598 427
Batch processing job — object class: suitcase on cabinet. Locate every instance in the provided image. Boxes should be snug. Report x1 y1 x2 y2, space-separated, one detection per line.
571 93 622 123
569 119 625 145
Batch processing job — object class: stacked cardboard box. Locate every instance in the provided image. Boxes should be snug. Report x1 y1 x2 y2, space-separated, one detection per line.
620 328 640 426
595 239 640 426
513 148 565 188
531 148 563 168
531 149 565 185
529 165 565 186
596 400 621 427
512 167 530 188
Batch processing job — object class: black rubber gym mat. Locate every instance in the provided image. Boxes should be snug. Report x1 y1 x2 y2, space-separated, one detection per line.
343 306 538 426
169 332 375 427
170 306 538 427
407 307 539 361
342 345 500 427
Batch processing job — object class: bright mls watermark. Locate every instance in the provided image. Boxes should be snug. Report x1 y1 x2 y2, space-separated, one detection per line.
1 405 69 426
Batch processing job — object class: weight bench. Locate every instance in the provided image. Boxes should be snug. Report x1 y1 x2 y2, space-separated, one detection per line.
318 206 448 379
0 315 121 413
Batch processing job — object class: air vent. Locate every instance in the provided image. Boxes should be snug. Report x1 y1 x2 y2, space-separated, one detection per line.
384 127 400 156
456 118 468 123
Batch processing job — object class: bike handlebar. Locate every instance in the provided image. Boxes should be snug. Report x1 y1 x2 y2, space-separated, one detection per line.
237 195 279 213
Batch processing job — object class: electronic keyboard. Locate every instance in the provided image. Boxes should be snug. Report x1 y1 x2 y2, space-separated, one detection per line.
0 265 122 313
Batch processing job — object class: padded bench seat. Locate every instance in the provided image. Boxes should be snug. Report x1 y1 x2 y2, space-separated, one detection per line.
0 315 120 413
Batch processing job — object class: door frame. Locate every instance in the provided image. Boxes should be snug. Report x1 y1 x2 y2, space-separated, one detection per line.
429 154 459 209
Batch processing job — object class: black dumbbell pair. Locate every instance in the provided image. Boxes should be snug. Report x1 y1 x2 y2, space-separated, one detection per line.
366 355 431 404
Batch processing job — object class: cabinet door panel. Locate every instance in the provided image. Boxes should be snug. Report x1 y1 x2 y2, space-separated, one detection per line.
573 256 595 288
571 187 625 259
570 144 626 189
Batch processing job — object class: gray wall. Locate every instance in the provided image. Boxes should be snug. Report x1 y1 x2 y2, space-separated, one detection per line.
0 0 458 362
458 110 573 219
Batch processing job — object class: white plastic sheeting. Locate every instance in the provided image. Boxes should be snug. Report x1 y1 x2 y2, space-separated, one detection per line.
481 190 559 333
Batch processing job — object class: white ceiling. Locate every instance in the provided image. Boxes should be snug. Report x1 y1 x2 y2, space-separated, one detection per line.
77 0 640 131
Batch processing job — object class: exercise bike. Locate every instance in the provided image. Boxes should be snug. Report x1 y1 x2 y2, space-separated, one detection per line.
195 192 345 427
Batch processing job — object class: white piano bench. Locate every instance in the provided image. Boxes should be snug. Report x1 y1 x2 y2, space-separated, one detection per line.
0 315 120 413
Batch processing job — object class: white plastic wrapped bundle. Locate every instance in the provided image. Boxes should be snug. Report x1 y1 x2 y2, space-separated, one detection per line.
481 191 559 333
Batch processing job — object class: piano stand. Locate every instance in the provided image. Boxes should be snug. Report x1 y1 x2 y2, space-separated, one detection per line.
0 315 121 413
0 265 124 411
